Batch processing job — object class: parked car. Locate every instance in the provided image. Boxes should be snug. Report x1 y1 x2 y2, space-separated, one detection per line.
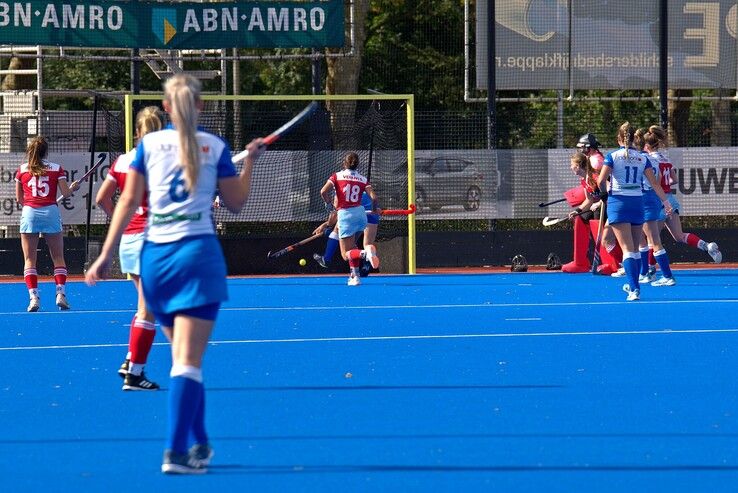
373 157 483 212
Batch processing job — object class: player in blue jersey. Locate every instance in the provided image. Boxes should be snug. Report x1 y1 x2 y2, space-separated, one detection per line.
596 122 673 301
633 128 676 287
85 74 265 474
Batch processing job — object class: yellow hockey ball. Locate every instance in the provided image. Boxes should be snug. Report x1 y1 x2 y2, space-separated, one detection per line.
299 258 307 266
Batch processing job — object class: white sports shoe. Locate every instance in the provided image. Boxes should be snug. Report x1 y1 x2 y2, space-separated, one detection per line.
347 275 361 286
651 276 676 287
611 267 626 278
27 296 40 312
363 245 380 269
622 284 640 301
707 242 722 263
638 272 656 283
55 293 70 310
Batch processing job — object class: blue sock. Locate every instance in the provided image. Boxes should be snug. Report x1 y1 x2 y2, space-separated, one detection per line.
623 256 640 291
639 248 650 276
168 375 204 454
654 249 673 278
190 384 208 445
324 236 339 263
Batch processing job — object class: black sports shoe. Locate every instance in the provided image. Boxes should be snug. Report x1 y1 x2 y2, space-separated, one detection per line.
161 449 207 475
189 443 214 467
122 372 160 391
313 253 328 269
118 359 130 379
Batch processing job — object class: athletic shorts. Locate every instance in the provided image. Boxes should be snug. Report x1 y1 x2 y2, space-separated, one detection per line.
140 234 228 322
366 212 380 225
607 194 644 225
153 303 220 328
660 193 681 220
642 190 663 223
119 232 144 276
20 205 62 234
337 206 368 239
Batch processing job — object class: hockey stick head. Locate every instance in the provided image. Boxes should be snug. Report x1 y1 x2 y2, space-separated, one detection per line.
542 216 566 227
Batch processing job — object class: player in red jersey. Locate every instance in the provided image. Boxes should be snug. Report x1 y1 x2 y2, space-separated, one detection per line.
96 106 163 391
15 136 79 312
644 126 721 264
320 152 379 286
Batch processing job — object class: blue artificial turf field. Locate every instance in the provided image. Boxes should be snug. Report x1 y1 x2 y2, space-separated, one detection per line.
0 270 736 492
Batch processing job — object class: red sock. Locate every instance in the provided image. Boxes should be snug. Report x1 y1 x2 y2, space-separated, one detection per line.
54 266 67 286
348 249 362 268
24 268 38 289
683 233 701 248
129 317 156 365
648 249 656 267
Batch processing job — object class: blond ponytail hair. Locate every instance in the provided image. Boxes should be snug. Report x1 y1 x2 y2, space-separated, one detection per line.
26 136 49 177
135 106 163 139
164 74 202 191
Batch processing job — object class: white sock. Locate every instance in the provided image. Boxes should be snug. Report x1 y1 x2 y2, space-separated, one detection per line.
29 288 39 298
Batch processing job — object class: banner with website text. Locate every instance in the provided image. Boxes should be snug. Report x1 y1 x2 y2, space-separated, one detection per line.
0 1 343 49
476 0 737 90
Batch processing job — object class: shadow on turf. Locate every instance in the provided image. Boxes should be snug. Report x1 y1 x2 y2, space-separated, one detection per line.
205 384 564 392
206 464 738 474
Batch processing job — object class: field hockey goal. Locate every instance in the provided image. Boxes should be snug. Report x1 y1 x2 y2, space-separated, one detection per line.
124 94 417 274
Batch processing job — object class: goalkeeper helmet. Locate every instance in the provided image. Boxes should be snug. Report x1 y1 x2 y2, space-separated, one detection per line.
546 253 562 271
576 133 600 150
511 254 528 272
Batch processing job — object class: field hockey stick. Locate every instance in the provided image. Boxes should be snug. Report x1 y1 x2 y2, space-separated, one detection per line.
267 232 323 259
57 153 107 203
538 197 566 207
379 204 417 216
231 101 319 163
590 203 606 273
541 209 586 226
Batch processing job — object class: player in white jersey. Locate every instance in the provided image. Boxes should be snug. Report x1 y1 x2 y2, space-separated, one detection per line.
86 74 265 474
596 122 673 301
96 106 163 391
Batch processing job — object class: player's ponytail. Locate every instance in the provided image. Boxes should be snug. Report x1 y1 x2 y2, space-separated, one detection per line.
645 125 667 150
343 152 359 170
617 122 635 160
571 151 596 190
164 74 201 191
26 136 48 177
136 106 163 140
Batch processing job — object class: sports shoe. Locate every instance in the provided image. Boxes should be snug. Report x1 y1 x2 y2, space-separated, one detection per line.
118 358 130 379
189 443 214 467
55 293 70 310
622 283 640 301
313 253 328 269
161 449 207 475
647 264 657 277
363 245 380 269
27 296 40 312
348 275 361 286
651 276 676 287
611 267 626 278
123 372 160 391
638 272 656 283
707 242 722 263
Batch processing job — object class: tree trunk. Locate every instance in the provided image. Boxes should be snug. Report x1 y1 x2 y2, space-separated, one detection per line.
1 56 35 91
667 89 692 147
325 0 369 148
710 88 732 146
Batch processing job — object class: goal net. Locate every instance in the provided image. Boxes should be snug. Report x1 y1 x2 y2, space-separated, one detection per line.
125 94 416 274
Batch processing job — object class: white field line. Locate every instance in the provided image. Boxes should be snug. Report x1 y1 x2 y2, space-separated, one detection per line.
2 328 737 352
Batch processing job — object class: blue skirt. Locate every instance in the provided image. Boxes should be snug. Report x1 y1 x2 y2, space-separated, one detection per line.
20 205 62 234
337 206 368 239
140 235 228 316
642 190 663 222
607 195 644 225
